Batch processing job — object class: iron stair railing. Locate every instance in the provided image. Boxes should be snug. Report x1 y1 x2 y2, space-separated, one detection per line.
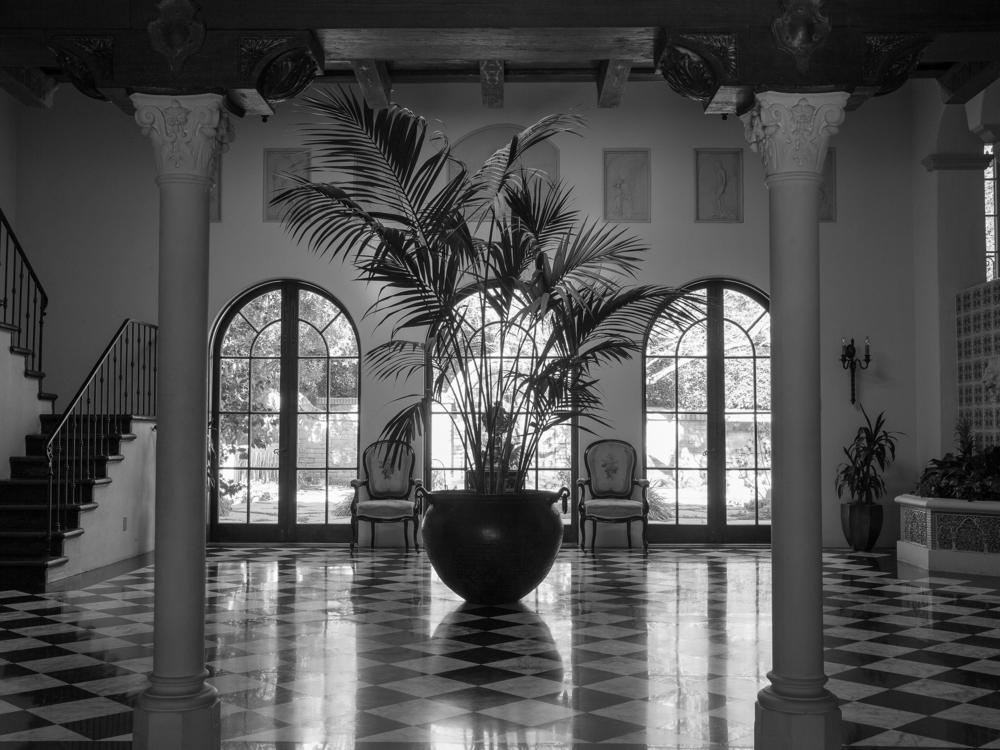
0 209 47 376
46 319 157 538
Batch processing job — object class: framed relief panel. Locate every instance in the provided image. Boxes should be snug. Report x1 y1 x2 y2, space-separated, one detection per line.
604 149 651 223
819 148 836 222
695 148 742 222
263 148 310 222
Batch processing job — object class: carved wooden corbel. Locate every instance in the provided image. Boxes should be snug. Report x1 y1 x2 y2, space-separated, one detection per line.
47 35 114 101
147 0 205 75
770 0 831 73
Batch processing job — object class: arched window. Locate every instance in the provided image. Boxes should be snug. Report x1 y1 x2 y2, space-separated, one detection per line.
644 280 771 543
210 280 359 542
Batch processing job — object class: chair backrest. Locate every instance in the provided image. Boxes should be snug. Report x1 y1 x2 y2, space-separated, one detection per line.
362 440 416 500
583 439 637 499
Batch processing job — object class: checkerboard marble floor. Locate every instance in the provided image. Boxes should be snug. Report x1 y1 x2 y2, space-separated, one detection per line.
0 546 998 749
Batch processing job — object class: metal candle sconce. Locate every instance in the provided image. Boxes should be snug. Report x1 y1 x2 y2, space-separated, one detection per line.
840 337 870 404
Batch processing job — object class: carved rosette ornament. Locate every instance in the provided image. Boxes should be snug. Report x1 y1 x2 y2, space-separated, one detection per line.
238 35 322 106
658 33 737 105
740 91 848 178
131 94 233 182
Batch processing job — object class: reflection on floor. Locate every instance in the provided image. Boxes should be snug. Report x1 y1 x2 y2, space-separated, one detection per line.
0 546 998 748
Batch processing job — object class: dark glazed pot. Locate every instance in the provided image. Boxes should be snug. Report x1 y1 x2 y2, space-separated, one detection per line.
840 502 883 552
421 489 565 604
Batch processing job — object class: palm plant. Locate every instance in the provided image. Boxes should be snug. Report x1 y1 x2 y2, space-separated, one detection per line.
834 406 900 504
276 87 701 495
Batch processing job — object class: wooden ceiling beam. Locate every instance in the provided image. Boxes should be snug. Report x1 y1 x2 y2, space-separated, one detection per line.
182 1 1000 33
596 59 631 108
350 59 392 108
479 59 504 108
938 60 1000 104
318 28 654 65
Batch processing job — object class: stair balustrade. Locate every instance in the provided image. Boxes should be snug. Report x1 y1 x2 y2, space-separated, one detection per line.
46 320 158 538
0 209 47 377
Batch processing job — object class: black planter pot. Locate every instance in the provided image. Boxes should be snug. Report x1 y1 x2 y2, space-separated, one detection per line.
840 502 883 552
421 489 565 605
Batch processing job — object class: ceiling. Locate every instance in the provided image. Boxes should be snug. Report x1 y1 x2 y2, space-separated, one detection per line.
1 0 998 118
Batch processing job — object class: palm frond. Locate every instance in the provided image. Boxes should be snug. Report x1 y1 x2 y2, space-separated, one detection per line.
279 88 702 493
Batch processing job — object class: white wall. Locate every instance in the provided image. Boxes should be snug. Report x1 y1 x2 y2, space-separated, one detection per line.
9 78 979 547
0 327 46 473
51 420 156 582
15 94 158 403
0 91 17 227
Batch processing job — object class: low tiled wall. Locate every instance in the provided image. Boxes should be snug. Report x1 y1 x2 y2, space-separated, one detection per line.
895 493 1000 575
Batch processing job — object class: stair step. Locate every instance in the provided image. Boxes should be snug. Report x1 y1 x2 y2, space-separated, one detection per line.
0 556 70 593
10 454 120 480
38 392 57 402
25 432 133 457
0 528 83 556
39 414 134 434
10 345 31 355
0 478 109 505
24 369 44 379
0 502 98 530
0 555 69 568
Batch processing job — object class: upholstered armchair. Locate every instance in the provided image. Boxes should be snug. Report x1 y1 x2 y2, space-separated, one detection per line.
350 440 422 552
577 439 649 552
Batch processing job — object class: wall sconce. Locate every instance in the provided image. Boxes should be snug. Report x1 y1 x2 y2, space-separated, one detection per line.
840 337 870 404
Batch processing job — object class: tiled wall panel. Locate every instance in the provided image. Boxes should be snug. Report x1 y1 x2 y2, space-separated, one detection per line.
957 281 1000 446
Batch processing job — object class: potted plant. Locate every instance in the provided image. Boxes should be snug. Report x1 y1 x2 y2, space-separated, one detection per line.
895 420 1000 574
276 88 699 603
915 419 1000 501
834 406 901 551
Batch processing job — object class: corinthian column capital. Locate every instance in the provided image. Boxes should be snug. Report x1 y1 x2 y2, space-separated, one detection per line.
741 91 848 179
131 93 233 182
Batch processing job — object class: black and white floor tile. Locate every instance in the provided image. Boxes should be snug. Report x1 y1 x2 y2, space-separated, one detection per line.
0 546 998 748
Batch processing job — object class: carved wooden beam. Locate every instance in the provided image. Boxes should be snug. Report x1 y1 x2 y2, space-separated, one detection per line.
0 66 57 107
596 59 631 108
351 59 391 108
938 60 1000 104
480 59 504 108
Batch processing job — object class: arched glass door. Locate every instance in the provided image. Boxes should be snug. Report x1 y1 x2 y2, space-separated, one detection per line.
644 280 771 543
209 281 359 542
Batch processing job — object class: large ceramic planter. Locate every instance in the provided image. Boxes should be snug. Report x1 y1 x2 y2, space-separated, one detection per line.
895 493 1000 575
840 502 883 551
421 489 566 605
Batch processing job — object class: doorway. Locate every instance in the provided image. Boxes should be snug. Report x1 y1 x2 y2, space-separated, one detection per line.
209 281 360 542
644 280 771 543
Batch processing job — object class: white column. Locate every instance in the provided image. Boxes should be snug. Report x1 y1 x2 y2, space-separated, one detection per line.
130 93 232 750
741 91 848 750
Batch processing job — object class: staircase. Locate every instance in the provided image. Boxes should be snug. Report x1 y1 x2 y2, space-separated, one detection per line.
0 209 158 593
0 414 139 591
